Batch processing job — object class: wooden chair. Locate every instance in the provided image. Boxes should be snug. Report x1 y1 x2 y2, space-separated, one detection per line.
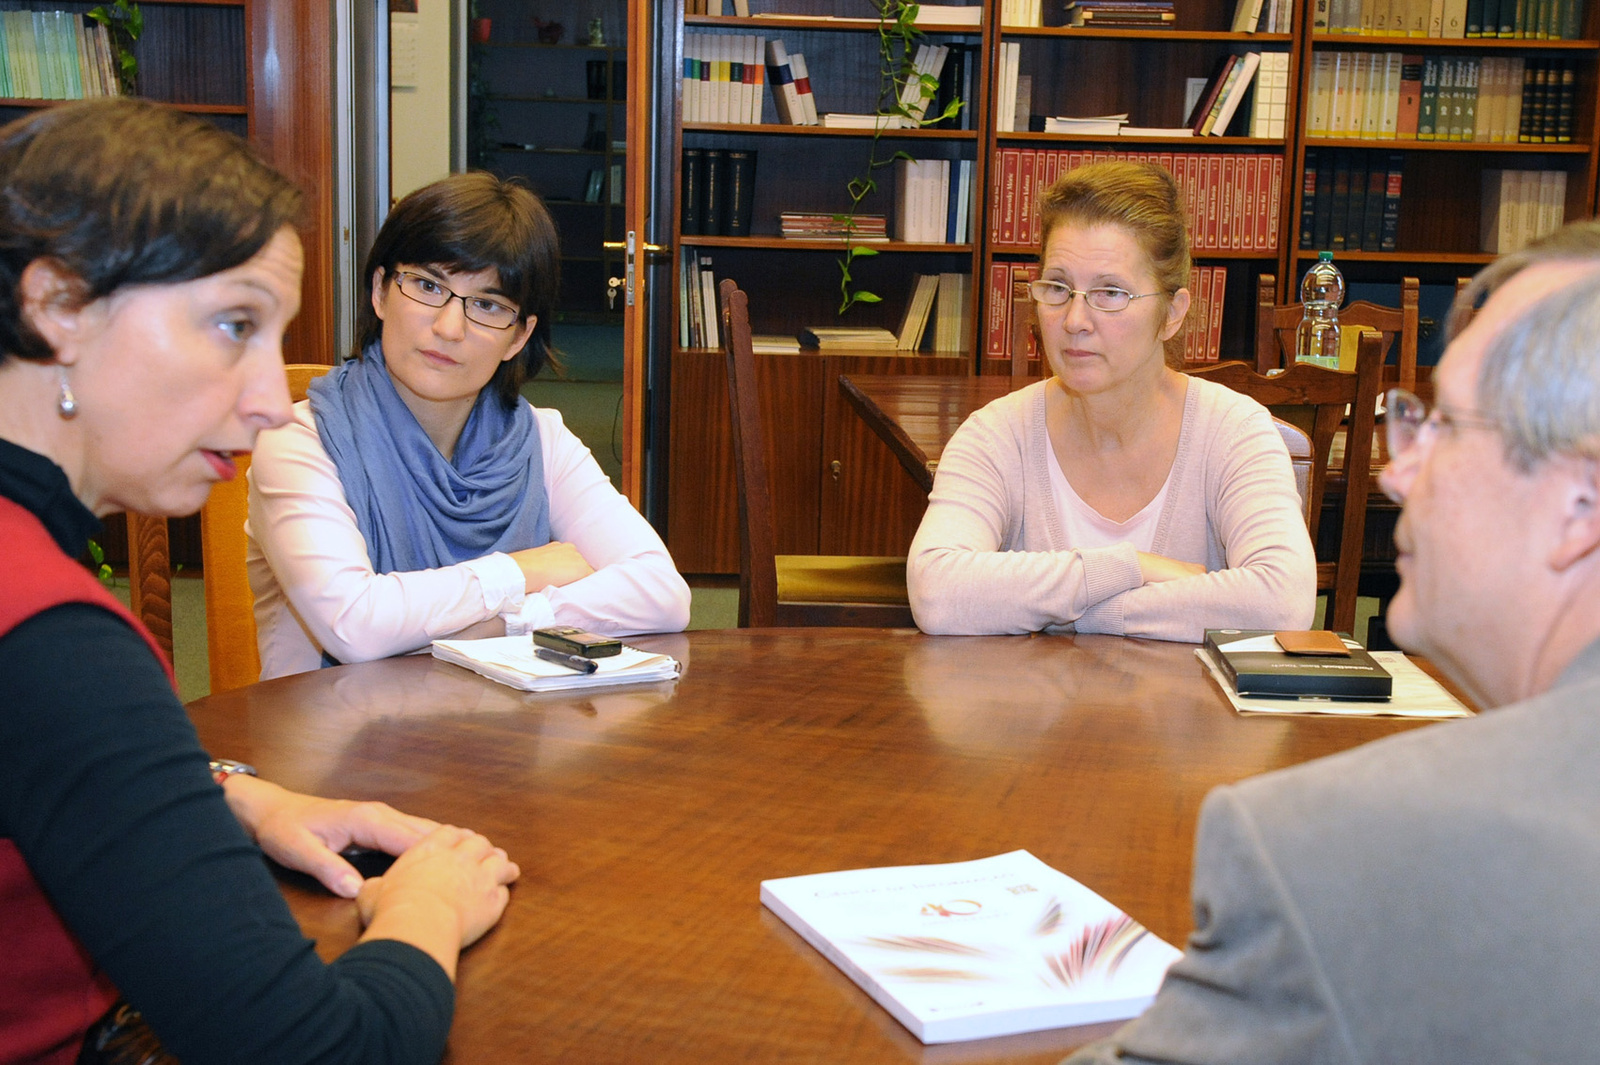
1188 332 1383 636
1256 273 1419 392
719 279 914 628
127 363 331 691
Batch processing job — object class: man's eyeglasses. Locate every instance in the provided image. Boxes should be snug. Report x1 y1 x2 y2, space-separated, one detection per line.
1027 280 1163 313
1385 387 1503 458
393 270 521 330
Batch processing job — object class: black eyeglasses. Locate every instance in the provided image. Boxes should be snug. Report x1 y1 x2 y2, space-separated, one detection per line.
1385 387 1503 458
392 270 521 330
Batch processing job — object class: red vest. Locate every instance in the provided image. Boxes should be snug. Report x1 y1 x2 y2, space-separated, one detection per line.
0 496 173 1064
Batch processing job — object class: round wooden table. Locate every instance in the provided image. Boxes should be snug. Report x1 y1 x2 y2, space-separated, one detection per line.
187 629 1437 1063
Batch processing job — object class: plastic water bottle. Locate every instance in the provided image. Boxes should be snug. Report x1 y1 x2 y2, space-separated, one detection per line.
1295 252 1344 369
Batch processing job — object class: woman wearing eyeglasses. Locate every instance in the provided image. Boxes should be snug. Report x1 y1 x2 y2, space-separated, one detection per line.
247 173 689 678
907 161 1315 641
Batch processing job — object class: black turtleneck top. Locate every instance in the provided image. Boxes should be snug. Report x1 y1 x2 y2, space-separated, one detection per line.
0 438 454 1064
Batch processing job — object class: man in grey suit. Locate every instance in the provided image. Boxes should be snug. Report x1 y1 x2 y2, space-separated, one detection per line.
1065 221 1600 1065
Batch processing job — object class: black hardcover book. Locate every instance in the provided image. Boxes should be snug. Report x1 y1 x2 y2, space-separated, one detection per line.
724 149 757 237
1499 0 1519 33
1343 153 1367 253
1518 60 1539 142
1204 630 1394 699
1312 151 1335 251
1379 152 1403 252
681 147 705 236
1361 156 1386 251
933 45 973 130
1466 0 1485 34
702 148 727 236
1556 59 1574 142
1327 153 1350 251
1299 149 1320 250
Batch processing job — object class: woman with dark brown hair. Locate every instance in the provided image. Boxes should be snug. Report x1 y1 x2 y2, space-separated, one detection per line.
0 99 517 1064
247 172 689 679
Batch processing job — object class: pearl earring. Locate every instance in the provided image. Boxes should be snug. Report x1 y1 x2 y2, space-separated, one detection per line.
57 367 77 419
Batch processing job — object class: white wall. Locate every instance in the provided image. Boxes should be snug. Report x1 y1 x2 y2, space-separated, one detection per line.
389 0 452 202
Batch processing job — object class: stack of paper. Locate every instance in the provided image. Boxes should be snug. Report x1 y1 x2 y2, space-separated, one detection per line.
762 850 1181 1044
431 636 680 693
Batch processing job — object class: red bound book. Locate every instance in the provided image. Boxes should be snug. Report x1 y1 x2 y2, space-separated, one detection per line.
986 262 1010 357
999 149 1019 246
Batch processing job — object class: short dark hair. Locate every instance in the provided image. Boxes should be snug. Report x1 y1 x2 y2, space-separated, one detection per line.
354 171 561 408
0 98 303 365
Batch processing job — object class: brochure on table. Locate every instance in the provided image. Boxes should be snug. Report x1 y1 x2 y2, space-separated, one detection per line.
760 850 1181 1044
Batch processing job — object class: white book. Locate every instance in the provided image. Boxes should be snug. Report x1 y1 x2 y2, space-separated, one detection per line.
997 42 1019 132
1441 0 1467 36
789 52 819 125
1379 51 1402 138
1360 52 1385 138
931 158 951 243
911 4 984 25
1329 51 1354 135
954 158 973 243
699 254 719 349
1536 169 1560 240
765 39 801 125
760 851 1182 1044
1502 57 1525 144
431 637 680 694
1231 0 1268 33
1514 169 1540 250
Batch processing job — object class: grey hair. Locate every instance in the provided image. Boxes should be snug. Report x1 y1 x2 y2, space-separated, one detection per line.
1448 220 1600 470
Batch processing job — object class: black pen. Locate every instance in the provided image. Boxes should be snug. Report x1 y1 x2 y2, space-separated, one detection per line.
534 646 599 674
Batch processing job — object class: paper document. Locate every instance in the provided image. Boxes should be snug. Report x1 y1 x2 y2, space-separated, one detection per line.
431 636 679 693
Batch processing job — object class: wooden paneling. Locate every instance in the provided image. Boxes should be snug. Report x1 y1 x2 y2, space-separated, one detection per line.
667 350 826 573
819 355 968 556
250 0 336 365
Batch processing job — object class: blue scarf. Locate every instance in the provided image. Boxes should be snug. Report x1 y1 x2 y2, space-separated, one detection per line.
308 343 551 578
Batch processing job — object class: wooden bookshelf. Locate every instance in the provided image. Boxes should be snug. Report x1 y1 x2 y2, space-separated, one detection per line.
654 0 1600 574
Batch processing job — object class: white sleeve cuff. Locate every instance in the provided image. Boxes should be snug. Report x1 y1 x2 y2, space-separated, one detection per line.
503 594 557 636
462 553 526 614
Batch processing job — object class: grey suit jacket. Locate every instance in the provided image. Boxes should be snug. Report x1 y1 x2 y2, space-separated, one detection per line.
1064 637 1600 1065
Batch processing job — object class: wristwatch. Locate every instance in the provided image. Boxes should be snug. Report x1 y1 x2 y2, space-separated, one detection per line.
209 758 258 785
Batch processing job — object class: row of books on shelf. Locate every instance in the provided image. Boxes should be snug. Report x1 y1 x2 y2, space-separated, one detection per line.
1308 53 1573 143
998 49 1287 139
681 148 757 237
893 158 977 243
581 164 624 205
680 250 723 350
682 34 769 125
1065 1 1177 27
0 11 120 101
779 211 887 241
765 40 819 125
1229 0 1298 32
814 44 978 130
803 272 975 353
1186 51 1291 137
1481 167 1570 251
1314 0 1584 37
1298 149 1405 251
990 149 1284 253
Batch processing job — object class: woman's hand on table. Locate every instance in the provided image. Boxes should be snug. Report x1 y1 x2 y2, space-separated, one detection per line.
511 540 595 591
220 775 440 898
357 825 521 979
1137 552 1207 585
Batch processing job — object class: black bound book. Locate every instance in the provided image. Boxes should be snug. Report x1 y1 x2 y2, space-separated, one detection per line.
1299 149 1319 251
1311 150 1335 250
1205 630 1394 699
1379 152 1403 252
702 148 727 236
682 147 706 236
724 149 757 237
1360 155 1386 252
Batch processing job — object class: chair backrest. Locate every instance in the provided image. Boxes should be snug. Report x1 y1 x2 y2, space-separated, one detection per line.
1273 416 1314 524
718 279 781 628
128 363 330 692
1256 273 1419 392
1187 332 1383 636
